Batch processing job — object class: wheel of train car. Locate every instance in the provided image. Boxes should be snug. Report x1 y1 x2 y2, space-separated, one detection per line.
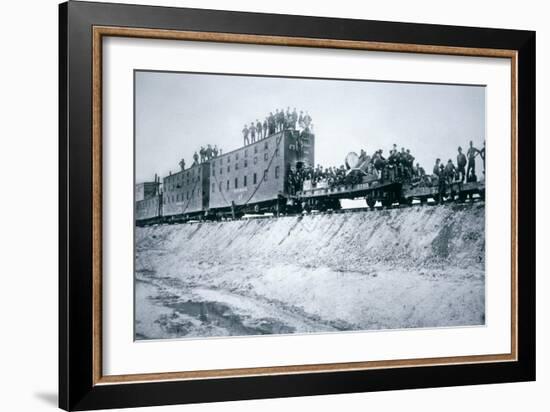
458 192 467 203
366 197 376 209
330 198 342 211
420 197 427 205
254 204 260 213
274 201 283 216
399 197 412 206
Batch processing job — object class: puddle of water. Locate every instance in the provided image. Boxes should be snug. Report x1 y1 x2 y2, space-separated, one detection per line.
135 280 296 340
167 300 295 337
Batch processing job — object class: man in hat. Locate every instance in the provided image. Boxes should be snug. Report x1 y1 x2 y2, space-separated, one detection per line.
298 110 304 129
466 140 480 180
268 112 276 136
291 108 298 129
263 118 268 139
433 158 441 177
278 108 286 131
199 146 205 163
303 111 312 131
249 122 256 143
445 159 457 184
242 124 250 145
256 119 263 140
285 107 292 129
274 109 281 132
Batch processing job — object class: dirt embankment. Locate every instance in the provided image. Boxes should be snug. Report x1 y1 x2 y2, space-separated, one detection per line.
137 203 485 274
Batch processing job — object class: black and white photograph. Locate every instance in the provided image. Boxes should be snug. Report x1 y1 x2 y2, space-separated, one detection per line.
134 70 487 340
2 0 542 409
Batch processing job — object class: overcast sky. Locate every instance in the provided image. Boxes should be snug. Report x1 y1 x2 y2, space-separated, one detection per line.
135 71 485 183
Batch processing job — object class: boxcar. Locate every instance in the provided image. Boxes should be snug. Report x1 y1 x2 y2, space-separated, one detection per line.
162 162 210 222
208 129 315 216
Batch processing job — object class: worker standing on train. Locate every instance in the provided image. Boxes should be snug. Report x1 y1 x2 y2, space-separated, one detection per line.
406 149 415 178
242 124 250 145
398 147 407 178
445 159 457 184
286 107 292 129
303 111 312 132
256 119 263 140
250 122 256 143
433 158 441 177
274 109 280 132
457 146 467 183
279 108 286 131
268 112 275 135
466 140 479 179
373 150 386 178
263 118 268 139
291 108 298 129
199 146 205 163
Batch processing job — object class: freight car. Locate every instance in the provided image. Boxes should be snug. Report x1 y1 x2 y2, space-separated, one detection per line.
206 128 314 218
136 128 315 225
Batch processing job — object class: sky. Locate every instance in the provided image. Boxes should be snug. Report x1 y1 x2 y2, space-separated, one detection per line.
135 71 485 183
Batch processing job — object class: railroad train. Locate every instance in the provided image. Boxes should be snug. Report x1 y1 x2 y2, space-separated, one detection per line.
135 129 485 226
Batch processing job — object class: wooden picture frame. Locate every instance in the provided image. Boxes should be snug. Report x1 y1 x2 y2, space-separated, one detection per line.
59 1 535 410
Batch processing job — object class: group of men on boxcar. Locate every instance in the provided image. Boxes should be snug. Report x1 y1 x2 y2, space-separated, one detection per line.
241 108 313 145
195 144 222 164
177 145 223 171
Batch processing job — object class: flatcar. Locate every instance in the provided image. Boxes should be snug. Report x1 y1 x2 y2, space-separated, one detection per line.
297 154 485 211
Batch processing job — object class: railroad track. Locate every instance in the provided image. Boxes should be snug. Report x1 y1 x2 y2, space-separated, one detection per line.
139 198 485 227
